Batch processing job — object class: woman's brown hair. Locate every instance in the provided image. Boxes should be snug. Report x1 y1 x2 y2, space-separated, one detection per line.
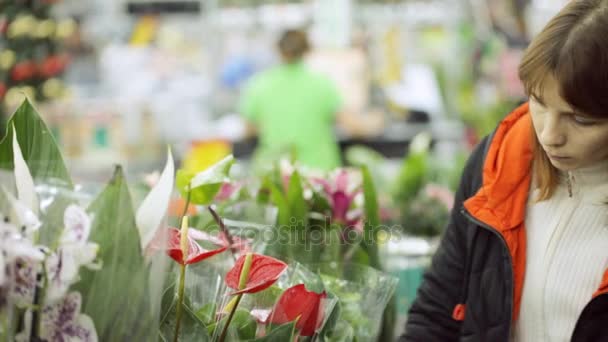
518 0 608 200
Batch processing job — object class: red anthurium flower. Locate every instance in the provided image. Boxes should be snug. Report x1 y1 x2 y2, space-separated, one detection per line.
163 228 227 265
225 253 287 295
188 228 251 256
270 284 327 337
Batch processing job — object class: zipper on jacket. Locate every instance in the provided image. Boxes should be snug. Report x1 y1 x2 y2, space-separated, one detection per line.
461 206 515 339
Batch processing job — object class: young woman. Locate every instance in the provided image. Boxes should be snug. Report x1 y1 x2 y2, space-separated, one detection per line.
401 1 608 341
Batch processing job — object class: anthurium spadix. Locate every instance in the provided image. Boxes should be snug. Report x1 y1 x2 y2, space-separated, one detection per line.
12 126 38 215
176 155 234 205
136 148 175 251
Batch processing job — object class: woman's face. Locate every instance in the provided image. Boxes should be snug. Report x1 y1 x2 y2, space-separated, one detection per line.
530 76 608 171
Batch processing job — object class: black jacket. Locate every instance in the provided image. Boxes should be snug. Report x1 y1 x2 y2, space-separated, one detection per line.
399 106 608 341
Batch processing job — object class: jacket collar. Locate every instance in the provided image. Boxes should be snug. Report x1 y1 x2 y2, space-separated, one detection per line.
463 102 533 232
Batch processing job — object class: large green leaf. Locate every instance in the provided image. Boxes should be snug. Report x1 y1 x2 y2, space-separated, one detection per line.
74 166 158 341
0 99 72 186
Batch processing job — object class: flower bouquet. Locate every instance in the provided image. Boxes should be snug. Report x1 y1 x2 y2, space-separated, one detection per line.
187 159 399 341
0 98 397 341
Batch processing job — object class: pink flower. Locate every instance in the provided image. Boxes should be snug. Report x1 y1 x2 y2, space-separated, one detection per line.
424 184 455 210
215 182 242 202
314 169 363 230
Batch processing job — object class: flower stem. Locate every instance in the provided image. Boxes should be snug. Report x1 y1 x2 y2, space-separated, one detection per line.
173 263 187 342
208 205 236 260
218 294 242 342
30 270 44 341
219 252 252 342
180 188 192 223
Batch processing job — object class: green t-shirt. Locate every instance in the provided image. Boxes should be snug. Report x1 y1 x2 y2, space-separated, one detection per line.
240 62 341 171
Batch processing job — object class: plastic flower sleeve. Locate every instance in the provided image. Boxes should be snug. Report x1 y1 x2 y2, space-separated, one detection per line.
231 261 338 339
311 262 398 341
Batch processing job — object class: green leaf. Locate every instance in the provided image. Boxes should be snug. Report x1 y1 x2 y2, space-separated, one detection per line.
344 145 385 167
231 309 257 340
74 166 157 341
392 135 430 204
269 182 290 227
159 297 211 342
287 171 308 227
195 303 217 325
251 321 296 341
176 155 234 205
361 166 380 269
212 309 257 341
266 182 291 259
0 98 72 186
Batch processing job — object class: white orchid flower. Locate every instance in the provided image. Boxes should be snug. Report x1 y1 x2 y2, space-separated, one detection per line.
45 205 99 304
0 209 45 294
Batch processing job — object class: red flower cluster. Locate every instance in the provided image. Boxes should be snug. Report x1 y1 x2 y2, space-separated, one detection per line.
10 55 69 82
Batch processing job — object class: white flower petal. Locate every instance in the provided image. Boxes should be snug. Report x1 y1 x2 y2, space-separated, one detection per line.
12 126 39 215
62 205 91 244
9 241 45 261
72 314 99 342
45 253 73 304
74 243 99 267
136 148 174 251
2 186 41 238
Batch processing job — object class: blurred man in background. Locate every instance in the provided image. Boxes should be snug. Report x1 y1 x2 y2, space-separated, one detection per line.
240 29 342 171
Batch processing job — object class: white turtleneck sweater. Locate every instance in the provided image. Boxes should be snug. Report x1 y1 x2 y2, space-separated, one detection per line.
512 161 608 341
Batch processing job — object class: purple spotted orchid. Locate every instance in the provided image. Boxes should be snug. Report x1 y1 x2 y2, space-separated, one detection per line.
16 292 98 342
0 203 45 307
314 169 364 232
1 203 100 341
